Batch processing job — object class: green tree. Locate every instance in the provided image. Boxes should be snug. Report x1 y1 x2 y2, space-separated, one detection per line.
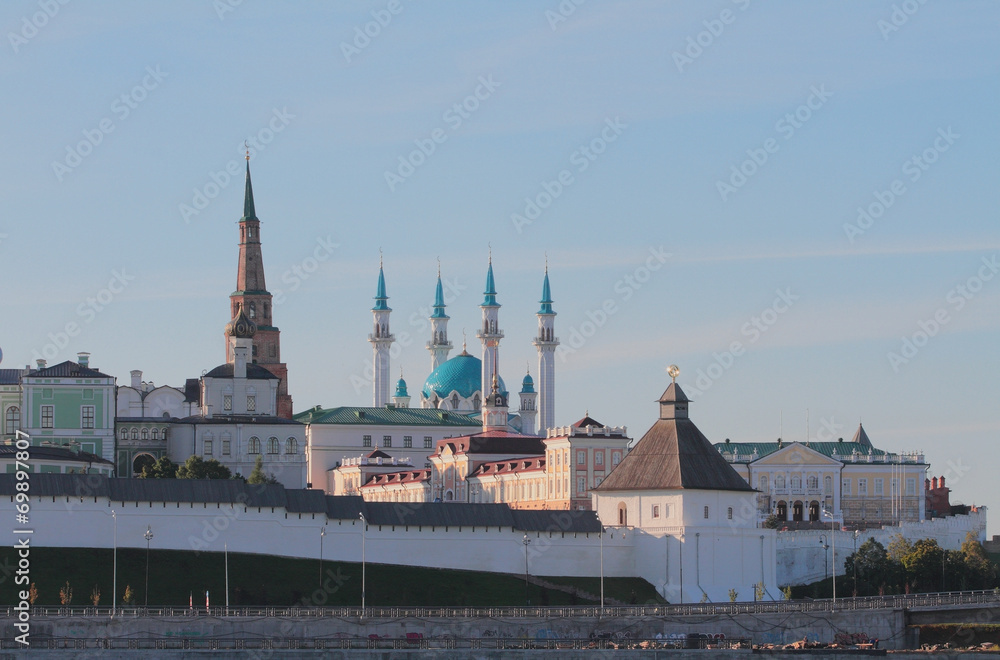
845 538 890 596
139 456 178 479
761 514 780 529
902 538 944 593
176 455 232 480
247 455 278 485
960 531 996 590
886 534 912 594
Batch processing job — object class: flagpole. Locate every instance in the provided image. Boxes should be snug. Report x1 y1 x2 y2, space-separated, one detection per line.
225 542 229 609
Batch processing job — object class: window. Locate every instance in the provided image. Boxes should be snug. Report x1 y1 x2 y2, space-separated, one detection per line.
790 475 801 490
248 437 260 454
81 406 95 429
807 476 818 490
472 395 480 409
595 451 604 465
612 451 621 465
223 395 232 411
842 478 851 495
423 436 432 449
652 504 660 519
222 440 231 456
775 475 785 489
151 428 159 440
577 476 586 493
204 439 213 456
131 428 138 440
824 475 832 494
906 478 916 496
451 393 459 409
363 435 372 448
727 507 733 520
248 301 256 318
119 427 128 440
555 452 561 466
267 437 279 454
858 479 868 496
141 428 148 440
594 476 603 487
41 405 54 428
759 475 769 492
403 436 412 448
383 435 391 448
286 438 298 454
5 406 20 434
246 395 256 412
704 506 710 519
577 450 586 465
875 478 884 496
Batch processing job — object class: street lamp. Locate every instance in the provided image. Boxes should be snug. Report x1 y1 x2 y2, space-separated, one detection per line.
319 526 327 593
143 525 154 608
819 534 829 590
522 533 531 606
599 525 605 609
359 513 366 613
852 530 860 596
822 508 836 602
111 510 117 617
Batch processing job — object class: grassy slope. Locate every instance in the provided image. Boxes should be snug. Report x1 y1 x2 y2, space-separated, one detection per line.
0 547 663 607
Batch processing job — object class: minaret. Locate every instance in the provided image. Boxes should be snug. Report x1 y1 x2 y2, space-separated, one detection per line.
426 262 453 371
368 257 394 407
393 371 411 409
518 367 538 436
532 263 558 433
476 251 503 397
482 370 509 432
228 154 292 418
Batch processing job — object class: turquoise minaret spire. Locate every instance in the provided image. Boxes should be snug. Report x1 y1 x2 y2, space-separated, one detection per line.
532 259 558 434
427 260 453 372
369 253 394 406
477 249 504 406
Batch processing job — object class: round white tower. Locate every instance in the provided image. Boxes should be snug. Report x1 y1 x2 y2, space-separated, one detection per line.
476 253 503 397
532 265 558 434
368 259 394 407
426 264 453 371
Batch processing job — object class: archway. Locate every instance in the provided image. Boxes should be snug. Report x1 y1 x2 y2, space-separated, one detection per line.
792 500 804 522
617 502 628 526
132 453 156 476
776 500 787 521
808 501 820 521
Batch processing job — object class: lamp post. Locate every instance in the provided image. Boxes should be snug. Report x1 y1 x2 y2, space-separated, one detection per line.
819 534 829 590
522 533 531 606
852 530 860 596
759 535 765 601
678 534 684 605
143 525 153 608
599 525 605 609
359 513 366 613
319 526 327 593
111 510 117 617
822 508 836 602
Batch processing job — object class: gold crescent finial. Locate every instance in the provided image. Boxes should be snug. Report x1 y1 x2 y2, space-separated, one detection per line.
379 247 383 269
544 252 548 273
244 141 250 161
488 243 492 263
667 364 680 383
437 257 441 278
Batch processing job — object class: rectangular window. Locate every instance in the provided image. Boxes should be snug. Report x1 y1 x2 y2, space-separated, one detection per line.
652 504 660 519
204 439 213 456
577 476 585 493
577 450 586 465
874 478 884 496
595 451 603 465
41 405 54 429
222 440 231 456
246 395 256 412
363 435 372 448
383 435 391 448
842 478 851 495
81 405 95 429
858 479 868 496
906 478 916 496
612 451 621 465
594 476 603 487
403 436 412 448
223 395 232 411
423 436 432 449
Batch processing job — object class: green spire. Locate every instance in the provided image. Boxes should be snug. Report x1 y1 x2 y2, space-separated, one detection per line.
432 266 449 319
241 160 257 222
373 258 390 311
539 264 554 314
482 252 499 307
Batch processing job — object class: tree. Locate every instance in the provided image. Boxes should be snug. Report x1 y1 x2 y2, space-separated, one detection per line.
960 531 996 590
176 455 232 480
762 514 780 529
845 538 891 596
90 585 101 606
139 456 178 479
247 456 278 485
886 534 912 594
28 583 39 605
754 581 767 601
123 585 135 606
59 581 73 605
902 538 944 593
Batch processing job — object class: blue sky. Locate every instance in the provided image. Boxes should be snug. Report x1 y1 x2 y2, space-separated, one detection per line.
2 2 998 530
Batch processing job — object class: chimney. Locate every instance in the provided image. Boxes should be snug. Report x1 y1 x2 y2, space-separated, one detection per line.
939 475 945 489
35 359 46 370
130 370 142 389
932 477 938 490
77 352 90 367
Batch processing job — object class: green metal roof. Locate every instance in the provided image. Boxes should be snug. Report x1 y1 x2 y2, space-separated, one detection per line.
713 440 909 464
293 405 480 427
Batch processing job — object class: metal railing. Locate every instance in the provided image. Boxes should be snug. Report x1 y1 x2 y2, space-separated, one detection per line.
7 589 998 620
0 636 753 651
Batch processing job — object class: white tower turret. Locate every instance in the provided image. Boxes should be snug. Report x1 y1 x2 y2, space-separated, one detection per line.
368 258 394 407
426 263 453 371
476 252 503 397
518 367 538 436
532 264 558 433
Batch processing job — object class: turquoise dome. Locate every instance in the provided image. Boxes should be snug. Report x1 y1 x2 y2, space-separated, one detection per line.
395 377 408 397
520 372 535 394
422 352 506 400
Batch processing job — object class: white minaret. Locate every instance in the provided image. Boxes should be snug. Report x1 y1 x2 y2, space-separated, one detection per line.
368 258 394 407
532 264 558 433
518 367 538 436
482 370 509 432
476 253 503 396
393 370 411 409
426 263 453 371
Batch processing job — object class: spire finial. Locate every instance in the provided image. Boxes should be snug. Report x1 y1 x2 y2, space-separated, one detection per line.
544 252 548 273
488 243 492 263
244 140 250 161
437 257 441 278
379 248 383 269
667 364 680 384
462 330 467 352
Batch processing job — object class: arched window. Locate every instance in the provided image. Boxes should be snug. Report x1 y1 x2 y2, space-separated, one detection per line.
790 475 801 490
451 393 459 409
5 406 20 434
119 427 128 440
248 301 256 318
759 474 769 492
617 502 627 526
807 475 818 490
248 437 260 454
775 475 785 489
151 428 159 440
727 507 733 520
131 428 138 440
267 437 279 454
141 428 149 440
472 395 480 409
286 437 298 454
824 475 833 494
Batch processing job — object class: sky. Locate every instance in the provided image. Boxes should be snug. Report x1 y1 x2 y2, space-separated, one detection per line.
2 2 998 531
